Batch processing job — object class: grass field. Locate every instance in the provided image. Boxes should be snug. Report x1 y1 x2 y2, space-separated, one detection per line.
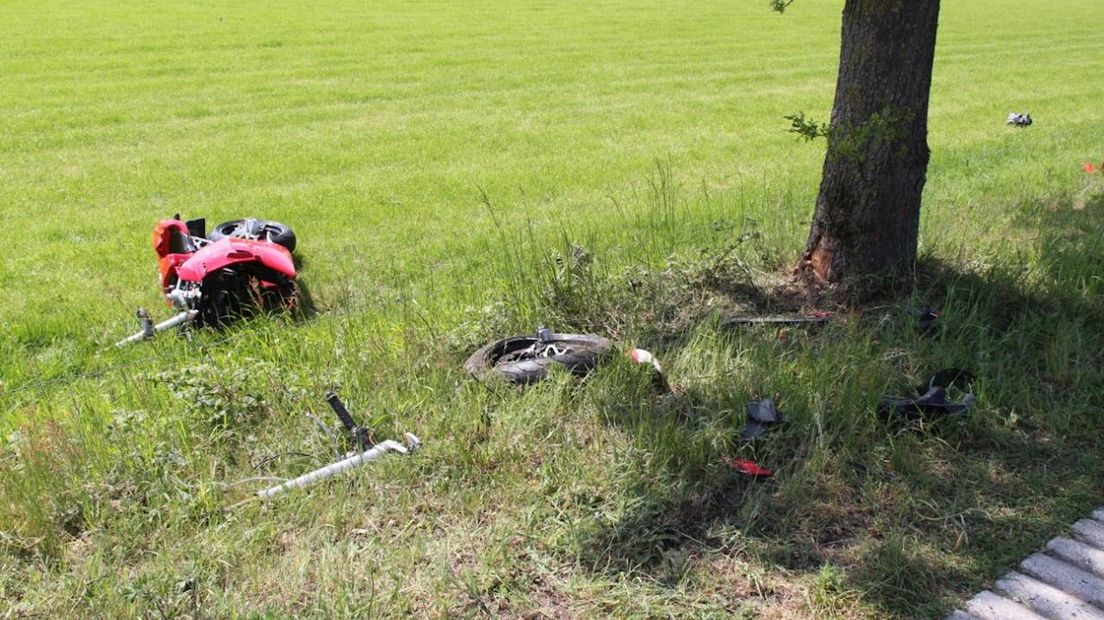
3 0 1104 617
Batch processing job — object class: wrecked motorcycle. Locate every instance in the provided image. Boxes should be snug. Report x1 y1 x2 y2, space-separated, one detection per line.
116 216 299 346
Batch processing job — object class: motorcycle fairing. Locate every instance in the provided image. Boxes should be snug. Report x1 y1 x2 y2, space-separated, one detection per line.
153 219 193 258
158 253 190 294
175 238 296 283
154 220 194 294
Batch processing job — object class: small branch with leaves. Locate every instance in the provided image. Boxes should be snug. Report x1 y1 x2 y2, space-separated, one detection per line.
770 0 796 14
784 111 830 142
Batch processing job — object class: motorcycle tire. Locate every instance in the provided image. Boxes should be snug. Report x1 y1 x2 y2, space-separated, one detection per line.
208 219 297 252
463 332 613 385
195 267 298 328
195 271 247 328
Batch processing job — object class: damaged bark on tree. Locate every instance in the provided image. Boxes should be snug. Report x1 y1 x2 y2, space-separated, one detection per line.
801 0 941 283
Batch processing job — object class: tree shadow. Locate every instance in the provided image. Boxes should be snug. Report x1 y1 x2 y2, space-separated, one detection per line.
569 195 1104 617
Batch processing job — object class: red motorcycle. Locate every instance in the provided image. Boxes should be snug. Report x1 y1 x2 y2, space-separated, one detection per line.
117 216 300 346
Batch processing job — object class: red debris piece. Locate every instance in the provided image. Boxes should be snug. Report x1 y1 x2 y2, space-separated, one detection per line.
1084 162 1098 174
727 458 774 478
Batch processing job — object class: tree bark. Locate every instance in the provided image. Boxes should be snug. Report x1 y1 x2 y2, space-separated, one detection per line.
803 0 941 283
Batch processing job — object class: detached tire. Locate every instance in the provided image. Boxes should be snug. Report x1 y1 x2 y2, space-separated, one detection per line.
464 333 613 385
208 219 297 252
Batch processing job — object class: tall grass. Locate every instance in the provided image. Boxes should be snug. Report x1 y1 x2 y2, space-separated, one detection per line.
5 172 1103 616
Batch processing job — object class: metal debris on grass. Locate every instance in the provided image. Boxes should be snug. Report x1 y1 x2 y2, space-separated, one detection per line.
722 311 833 328
253 392 421 500
257 433 420 499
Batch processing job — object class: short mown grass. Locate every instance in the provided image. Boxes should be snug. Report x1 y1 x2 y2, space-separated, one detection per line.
3 1 1104 617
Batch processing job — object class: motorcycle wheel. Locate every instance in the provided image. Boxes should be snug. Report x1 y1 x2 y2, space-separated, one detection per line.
194 269 298 328
208 219 296 252
463 333 613 385
195 272 246 327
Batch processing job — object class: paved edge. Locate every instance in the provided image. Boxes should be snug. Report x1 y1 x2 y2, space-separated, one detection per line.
948 505 1104 620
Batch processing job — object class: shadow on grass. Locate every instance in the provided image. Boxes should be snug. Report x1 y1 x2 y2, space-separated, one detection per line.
291 269 321 322
568 197 1104 617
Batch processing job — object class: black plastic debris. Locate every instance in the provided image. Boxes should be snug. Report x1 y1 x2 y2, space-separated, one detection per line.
878 385 975 424
1007 112 1033 127
913 305 942 334
741 397 785 440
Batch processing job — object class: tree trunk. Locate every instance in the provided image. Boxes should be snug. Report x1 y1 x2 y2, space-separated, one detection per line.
803 0 941 283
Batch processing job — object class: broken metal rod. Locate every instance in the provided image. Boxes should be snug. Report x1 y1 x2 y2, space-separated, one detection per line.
115 309 198 347
256 433 421 499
